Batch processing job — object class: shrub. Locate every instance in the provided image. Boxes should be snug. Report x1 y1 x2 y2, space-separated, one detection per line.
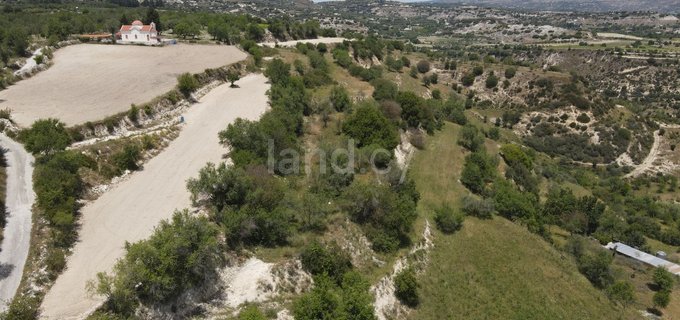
394 268 419 307
95 211 222 310
300 241 352 284
458 124 485 152
576 113 590 123
461 151 497 194
330 86 351 112
127 105 139 123
653 267 674 292
416 60 431 73
653 290 670 309
487 127 500 140
177 73 199 97
237 305 267 320
1 294 40 320
342 103 399 150
606 281 635 306
461 196 494 219
19 118 72 155
461 72 475 87
434 205 464 234
485 74 499 89
371 78 398 101
112 143 141 174
472 65 484 76
577 250 614 289
505 67 516 79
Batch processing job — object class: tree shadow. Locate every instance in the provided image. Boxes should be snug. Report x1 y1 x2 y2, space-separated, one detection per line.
0 263 15 280
647 307 663 317
229 84 240 88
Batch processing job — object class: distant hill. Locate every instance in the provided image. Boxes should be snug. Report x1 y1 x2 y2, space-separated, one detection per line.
433 0 679 13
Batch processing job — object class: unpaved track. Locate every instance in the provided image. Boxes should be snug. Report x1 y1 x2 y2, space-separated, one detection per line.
0 44 247 127
626 130 661 178
262 37 347 48
0 135 35 311
40 74 269 319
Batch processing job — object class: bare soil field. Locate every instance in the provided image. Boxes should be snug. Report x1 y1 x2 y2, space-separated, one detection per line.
40 74 269 320
0 44 247 127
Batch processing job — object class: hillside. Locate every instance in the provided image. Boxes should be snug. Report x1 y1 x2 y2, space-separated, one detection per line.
407 123 635 319
435 0 680 13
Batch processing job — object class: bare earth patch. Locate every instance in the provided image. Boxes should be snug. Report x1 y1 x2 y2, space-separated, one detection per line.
40 74 269 320
0 43 247 127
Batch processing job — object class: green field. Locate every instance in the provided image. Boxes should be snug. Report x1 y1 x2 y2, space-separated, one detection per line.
407 123 636 319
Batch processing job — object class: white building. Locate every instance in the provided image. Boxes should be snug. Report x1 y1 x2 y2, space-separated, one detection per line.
118 20 159 45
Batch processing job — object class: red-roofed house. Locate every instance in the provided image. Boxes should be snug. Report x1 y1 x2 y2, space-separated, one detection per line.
119 20 159 45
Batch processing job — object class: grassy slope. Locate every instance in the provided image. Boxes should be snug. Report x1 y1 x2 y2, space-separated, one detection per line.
407 123 635 320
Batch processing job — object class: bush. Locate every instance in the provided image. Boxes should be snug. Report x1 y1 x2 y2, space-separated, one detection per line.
112 143 141 174
472 65 484 76
394 268 419 307
606 281 635 306
653 290 670 309
95 211 222 310
19 118 72 155
1 294 40 320
416 60 430 74
434 205 464 234
485 74 499 89
127 105 138 123
461 72 475 87
177 73 199 97
458 124 485 152
461 151 497 194
653 267 674 292
576 113 590 123
577 250 614 289
505 67 516 79
330 86 351 112
461 196 494 219
342 102 399 150
300 241 352 284
371 78 398 101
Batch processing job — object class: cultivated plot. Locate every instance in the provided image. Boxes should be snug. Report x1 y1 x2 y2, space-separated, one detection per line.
0 44 247 127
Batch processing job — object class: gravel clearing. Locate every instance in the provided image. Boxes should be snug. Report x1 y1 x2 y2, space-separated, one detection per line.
40 74 269 320
0 44 247 127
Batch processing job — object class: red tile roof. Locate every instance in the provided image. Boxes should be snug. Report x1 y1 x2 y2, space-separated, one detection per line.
120 22 156 33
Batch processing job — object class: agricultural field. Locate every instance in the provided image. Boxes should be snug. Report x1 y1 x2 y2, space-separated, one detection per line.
0 44 247 126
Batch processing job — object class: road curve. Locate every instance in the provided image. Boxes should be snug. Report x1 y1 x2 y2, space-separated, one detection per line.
40 74 270 319
0 134 35 311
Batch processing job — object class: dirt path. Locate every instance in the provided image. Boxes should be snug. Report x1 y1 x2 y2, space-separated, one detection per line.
625 130 661 178
261 37 347 48
0 44 246 127
40 74 270 319
0 134 35 311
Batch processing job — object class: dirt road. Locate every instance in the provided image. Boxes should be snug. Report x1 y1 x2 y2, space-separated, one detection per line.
0 134 35 311
0 44 247 127
262 37 347 48
40 74 269 319
625 130 661 178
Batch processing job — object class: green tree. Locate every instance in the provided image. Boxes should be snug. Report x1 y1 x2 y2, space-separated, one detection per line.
144 7 162 31
505 67 516 79
95 211 222 311
394 268 419 307
458 124 485 152
653 290 670 309
371 79 398 101
177 73 199 97
300 241 352 284
653 267 674 292
460 151 497 194
416 60 430 74
606 281 635 307
434 204 464 234
226 70 240 87
19 118 71 155
330 86 351 112
342 103 399 150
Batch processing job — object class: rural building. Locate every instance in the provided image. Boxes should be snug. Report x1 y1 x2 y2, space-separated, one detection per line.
605 242 680 277
118 20 159 45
